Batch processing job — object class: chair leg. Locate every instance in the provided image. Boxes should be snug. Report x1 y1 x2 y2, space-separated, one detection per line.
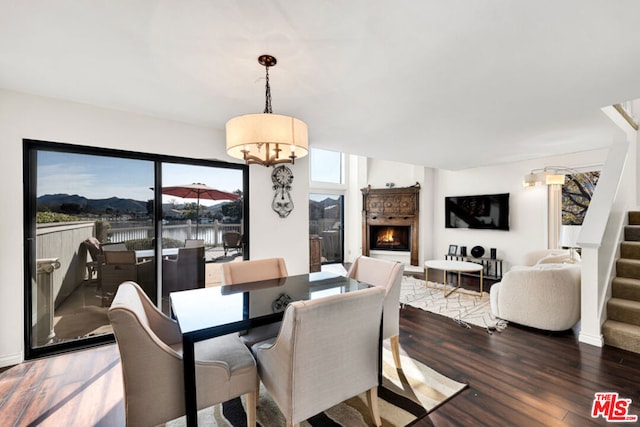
246 390 257 427
366 386 382 427
390 335 402 370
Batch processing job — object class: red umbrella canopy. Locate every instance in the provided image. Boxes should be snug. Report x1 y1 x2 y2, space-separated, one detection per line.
160 183 240 237
161 183 240 202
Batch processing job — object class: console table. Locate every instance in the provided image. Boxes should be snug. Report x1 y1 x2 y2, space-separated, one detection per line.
444 254 503 280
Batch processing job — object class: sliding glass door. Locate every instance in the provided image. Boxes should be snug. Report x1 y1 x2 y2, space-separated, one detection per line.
24 140 248 358
159 163 244 314
309 194 344 264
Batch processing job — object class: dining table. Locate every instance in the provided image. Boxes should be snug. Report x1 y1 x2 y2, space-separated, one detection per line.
134 247 179 261
169 270 376 427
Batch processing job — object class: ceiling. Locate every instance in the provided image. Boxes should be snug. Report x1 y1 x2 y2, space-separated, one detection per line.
1 1 639 170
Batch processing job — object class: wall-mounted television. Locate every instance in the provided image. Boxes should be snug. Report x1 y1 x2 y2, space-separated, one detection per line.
445 193 509 230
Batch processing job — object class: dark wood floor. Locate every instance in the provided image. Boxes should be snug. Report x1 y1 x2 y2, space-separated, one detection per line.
2 303 640 426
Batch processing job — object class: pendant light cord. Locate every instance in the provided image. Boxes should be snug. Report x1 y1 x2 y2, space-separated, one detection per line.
264 66 273 114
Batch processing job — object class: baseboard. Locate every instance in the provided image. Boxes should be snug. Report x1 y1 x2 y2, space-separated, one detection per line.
578 331 604 347
0 351 23 368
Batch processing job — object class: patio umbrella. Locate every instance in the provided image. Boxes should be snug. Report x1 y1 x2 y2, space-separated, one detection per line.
161 183 240 237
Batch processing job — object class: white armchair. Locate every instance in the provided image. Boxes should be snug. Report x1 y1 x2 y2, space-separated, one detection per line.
252 286 386 427
108 282 258 426
347 256 404 370
490 261 581 331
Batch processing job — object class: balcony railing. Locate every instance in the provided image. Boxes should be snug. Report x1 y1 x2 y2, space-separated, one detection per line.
107 220 242 247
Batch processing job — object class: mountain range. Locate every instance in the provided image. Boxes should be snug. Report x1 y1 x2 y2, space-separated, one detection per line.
37 194 148 213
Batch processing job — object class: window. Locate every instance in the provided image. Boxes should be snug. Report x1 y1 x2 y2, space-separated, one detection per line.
24 140 248 358
310 148 343 184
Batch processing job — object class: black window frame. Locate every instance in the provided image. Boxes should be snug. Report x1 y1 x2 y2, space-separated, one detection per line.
23 139 249 359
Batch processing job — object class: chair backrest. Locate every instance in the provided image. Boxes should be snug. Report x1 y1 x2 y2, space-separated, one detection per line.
223 231 242 246
222 258 288 285
101 242 128 252
82 237 102 261
104 250 137 265
108 282 185 426
523 249 571 266
258 286 385 425
347 255 404 339
185 239 204 248
177 246 204 265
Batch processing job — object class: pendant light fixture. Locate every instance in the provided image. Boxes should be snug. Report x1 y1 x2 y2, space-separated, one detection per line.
225 55 309 167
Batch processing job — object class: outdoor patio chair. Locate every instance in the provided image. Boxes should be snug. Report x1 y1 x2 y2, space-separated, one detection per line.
81 237 103 283
101 242 128 252
162 246 205 296
101 250 154 306
222 231 243 256
185 239 204 248
108 282 258 427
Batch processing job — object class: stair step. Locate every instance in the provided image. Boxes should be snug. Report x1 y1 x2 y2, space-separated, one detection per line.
612 277 640 302
625 225 640 242
607 298 640 326
629 211 640 226
616 258 640 279
603 320 640 354
621 241 640 260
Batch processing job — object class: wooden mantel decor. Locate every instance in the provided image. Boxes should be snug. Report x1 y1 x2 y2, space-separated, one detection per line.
361 183 420 266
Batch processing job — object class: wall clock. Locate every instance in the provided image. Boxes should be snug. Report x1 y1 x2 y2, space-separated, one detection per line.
272 165 294 218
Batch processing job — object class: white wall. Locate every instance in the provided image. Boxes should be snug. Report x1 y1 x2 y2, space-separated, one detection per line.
344 149 608 273
433 150 607 270
248 161 309 275
0 89 309 366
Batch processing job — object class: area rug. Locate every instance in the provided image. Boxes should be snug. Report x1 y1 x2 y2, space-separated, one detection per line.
166 348 467 426
400 275 508 331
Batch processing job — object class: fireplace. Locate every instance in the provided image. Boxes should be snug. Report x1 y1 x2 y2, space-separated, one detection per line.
370 226 410 251
361 184 420 266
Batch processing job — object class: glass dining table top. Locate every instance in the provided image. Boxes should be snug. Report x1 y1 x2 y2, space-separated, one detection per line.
169 271 370 336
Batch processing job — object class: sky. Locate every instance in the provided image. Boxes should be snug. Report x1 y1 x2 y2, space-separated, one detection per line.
37 151 244 206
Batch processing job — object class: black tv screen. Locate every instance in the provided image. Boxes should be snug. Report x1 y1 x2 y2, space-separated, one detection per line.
445 193 509 230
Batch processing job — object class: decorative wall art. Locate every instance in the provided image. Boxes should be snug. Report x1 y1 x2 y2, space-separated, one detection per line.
562 171 600 225
272 165 294 218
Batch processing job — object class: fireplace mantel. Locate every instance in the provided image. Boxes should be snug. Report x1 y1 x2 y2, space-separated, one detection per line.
361 184 420 266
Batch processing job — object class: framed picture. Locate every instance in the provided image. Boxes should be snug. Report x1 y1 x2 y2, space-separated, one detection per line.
448 244 458 256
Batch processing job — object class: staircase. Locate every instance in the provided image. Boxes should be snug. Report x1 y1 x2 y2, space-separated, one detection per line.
603 211 640 354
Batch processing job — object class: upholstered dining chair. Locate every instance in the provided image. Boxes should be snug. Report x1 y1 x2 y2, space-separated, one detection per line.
108 282 258 427
347 255 405 370
252 286 386 427
221 258 288 346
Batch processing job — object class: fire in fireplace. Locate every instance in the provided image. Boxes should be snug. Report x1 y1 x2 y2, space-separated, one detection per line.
370 226 410 251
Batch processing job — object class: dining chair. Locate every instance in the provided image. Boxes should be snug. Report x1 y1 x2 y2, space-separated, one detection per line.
81 237 103 283
184 238 204 248
252 286 386 427
108 282 258 427
222 231 243 256
221 258 288 346
162 246 205 296
101 242 128 252
101 250 154 306
347 255 405 370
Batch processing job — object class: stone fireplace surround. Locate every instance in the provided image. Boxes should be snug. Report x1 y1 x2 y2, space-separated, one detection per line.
361 184 420 266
